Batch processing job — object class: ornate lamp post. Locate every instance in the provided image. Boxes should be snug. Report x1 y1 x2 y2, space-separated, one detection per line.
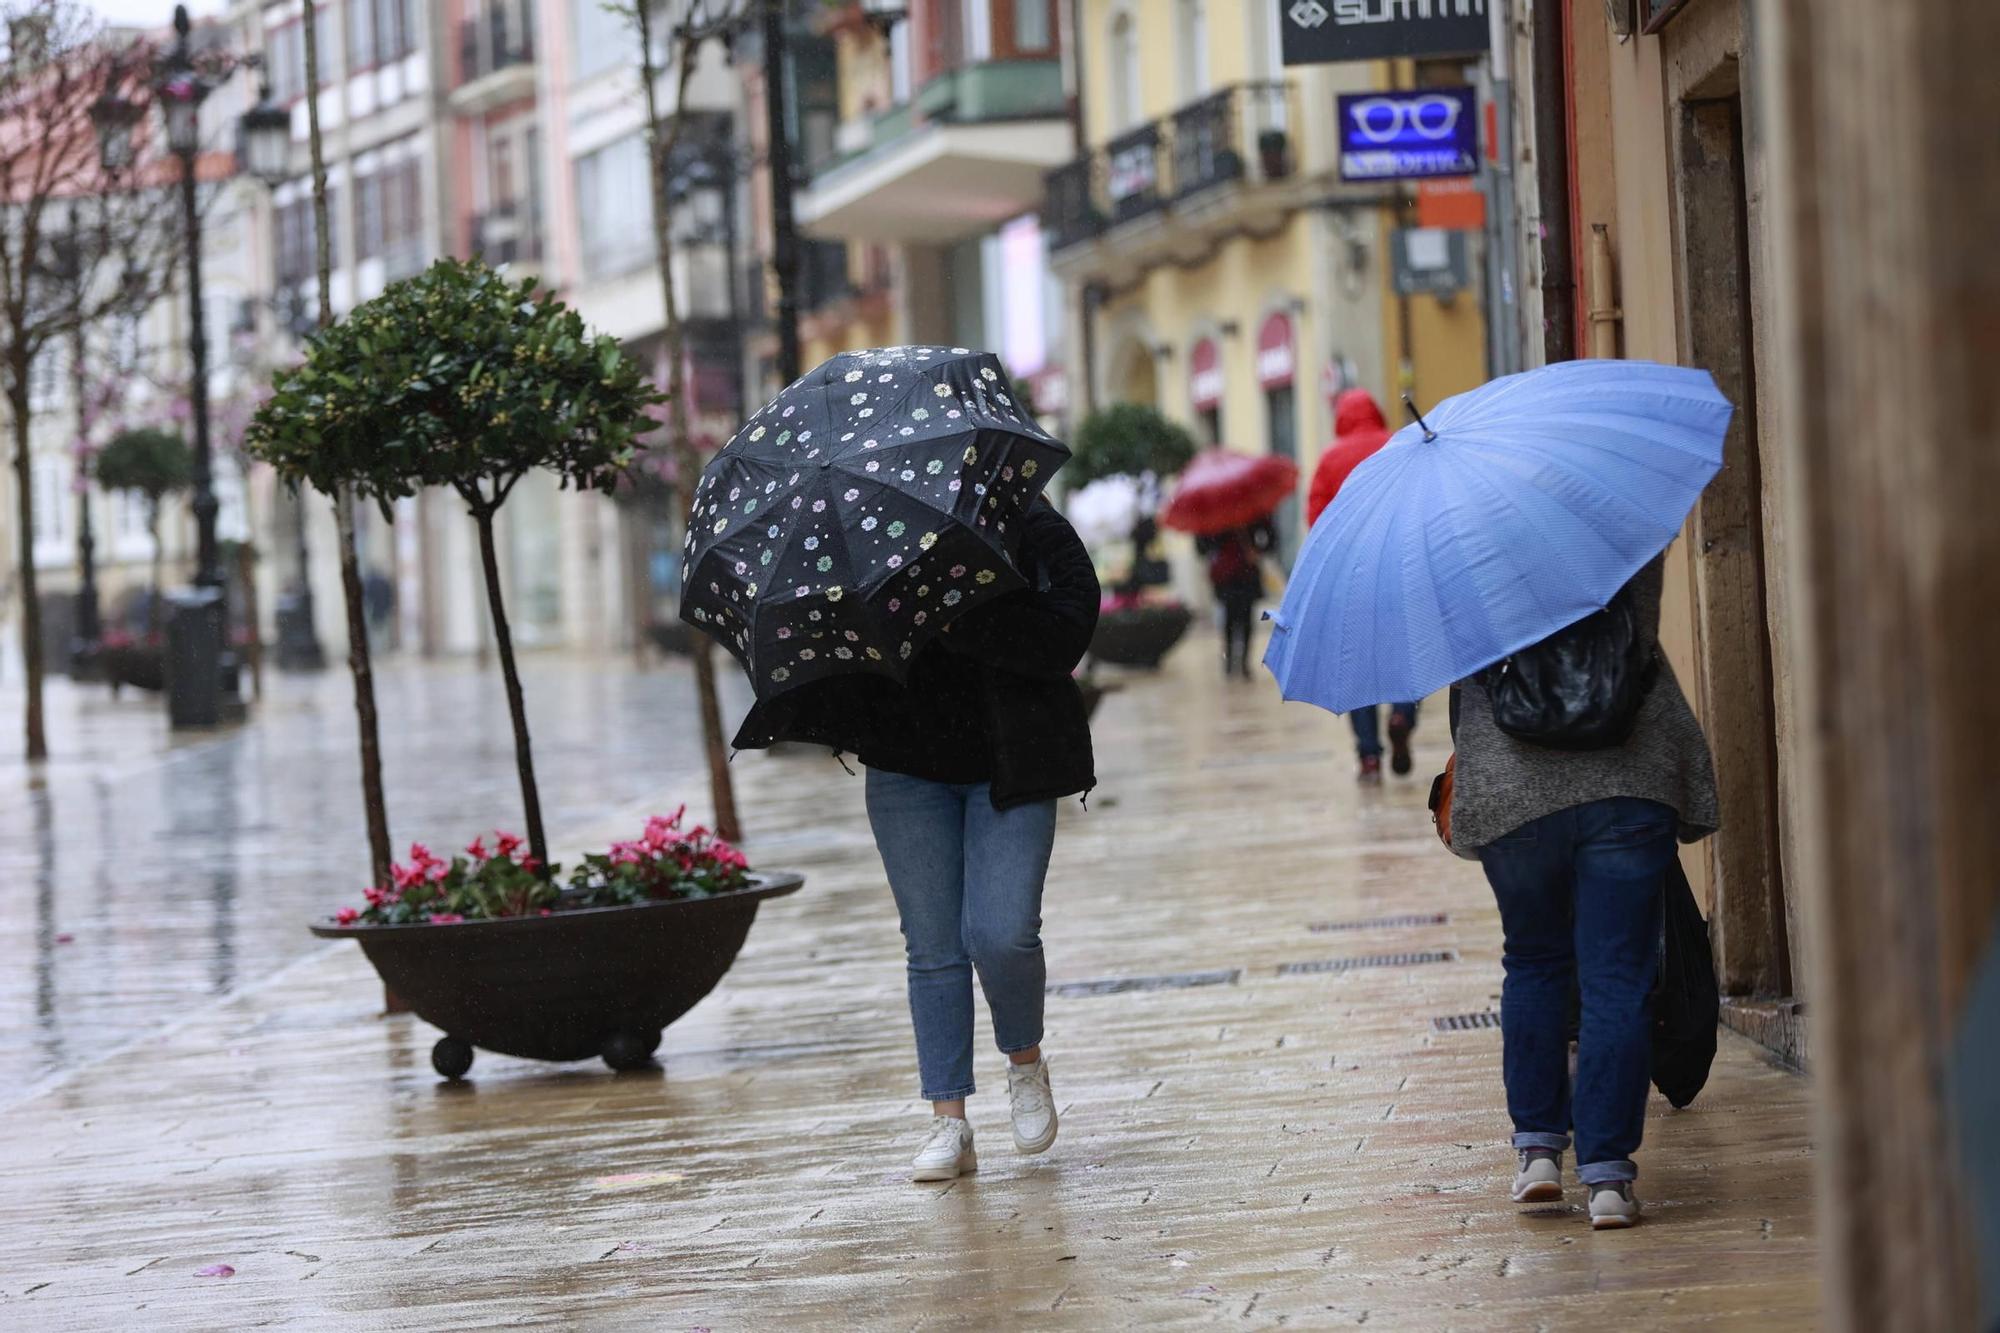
236 83 324 670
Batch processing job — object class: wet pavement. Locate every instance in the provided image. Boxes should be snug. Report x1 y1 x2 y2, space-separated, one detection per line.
1 643 1818 1328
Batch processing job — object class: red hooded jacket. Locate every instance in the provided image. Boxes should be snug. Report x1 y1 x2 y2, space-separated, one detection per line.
1306 389 1393 527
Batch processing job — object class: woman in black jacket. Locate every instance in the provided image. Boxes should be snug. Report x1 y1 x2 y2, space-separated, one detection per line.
734 500 1099 1182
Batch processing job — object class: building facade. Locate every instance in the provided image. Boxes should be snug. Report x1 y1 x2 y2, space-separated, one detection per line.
1045 0 1488 565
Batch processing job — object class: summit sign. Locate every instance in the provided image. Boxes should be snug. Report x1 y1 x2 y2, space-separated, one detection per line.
1279 0 1491 65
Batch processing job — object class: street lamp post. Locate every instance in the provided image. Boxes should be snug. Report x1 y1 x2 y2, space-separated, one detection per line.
161 5 220 594
81 5 284 720
237 84 324 671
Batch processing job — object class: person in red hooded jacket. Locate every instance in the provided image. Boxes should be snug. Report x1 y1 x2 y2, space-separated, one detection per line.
1306 388 1422 782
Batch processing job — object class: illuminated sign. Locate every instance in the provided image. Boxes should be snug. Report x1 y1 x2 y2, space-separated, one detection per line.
1281 0 1490 65
1336 87 1479 182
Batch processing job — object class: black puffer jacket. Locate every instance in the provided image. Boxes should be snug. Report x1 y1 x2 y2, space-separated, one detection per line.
733 501 1100 809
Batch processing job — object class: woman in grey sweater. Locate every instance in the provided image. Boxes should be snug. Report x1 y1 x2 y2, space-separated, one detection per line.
1449 555 1719 1230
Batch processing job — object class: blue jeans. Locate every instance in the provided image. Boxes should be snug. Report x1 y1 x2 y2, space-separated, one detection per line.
1478 797 1676 1184
865 768 1058 1102
1349 701 1421 758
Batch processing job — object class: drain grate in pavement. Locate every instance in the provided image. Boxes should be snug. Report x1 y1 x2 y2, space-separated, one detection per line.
1277 950 1458 977
1432 1011 1502 1032
1307 912 1449 933
1046 968 1242 998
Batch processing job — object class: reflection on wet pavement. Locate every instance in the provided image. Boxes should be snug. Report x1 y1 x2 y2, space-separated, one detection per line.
0 647 1818 1326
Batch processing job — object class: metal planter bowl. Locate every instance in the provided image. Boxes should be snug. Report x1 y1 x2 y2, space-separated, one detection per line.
310 873 804 1079
1089 604 1194 669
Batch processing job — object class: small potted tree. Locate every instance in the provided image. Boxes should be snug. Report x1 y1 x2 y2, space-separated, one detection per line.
1067 404 1198 669
92 425 191 693
248 260 804 1079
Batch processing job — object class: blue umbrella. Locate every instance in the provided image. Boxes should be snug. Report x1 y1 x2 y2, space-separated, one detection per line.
1264 359 1734 713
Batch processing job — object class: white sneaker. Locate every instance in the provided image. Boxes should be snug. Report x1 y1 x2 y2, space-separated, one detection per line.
1511 1148 1564 1203
911 1116 977 1182
1007 1057 1059 1155
1588 1181 1641 1230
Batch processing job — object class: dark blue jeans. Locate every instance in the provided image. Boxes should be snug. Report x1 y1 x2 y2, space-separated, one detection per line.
1478 797 1676 1184
1348 701 1421 759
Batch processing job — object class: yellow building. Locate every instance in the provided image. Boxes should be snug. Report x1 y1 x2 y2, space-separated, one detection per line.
1047 1 1487 560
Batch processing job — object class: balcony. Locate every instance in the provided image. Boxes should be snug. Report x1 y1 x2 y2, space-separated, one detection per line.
796 59 1072 244
1044 83 1301 279
452 1 535 116
470 204 542 267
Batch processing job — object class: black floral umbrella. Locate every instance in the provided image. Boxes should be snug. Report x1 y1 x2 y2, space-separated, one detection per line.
678 346 1068 699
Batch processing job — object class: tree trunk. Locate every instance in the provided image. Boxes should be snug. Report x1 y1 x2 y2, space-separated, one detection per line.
473 507 547 869
10 383 45 761
636 0 742 844
336 487 392 888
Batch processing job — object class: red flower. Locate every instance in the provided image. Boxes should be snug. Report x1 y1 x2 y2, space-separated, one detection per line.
495 831 523 857
334 907 360 926
390 862 426 890
538 908 553 917
408 842 437 865
428 912 465 924
520 856 541 874
466 836 489 861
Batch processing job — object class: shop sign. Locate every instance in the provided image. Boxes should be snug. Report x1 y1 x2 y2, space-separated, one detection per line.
1417 176 1487 229
1256 313 1296 390
1189 337 1224 411
1392 227 1471 296
1281 0 1490 66
1337 87 1479 182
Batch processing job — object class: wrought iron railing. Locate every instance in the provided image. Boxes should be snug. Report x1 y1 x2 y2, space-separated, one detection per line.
459 0 534 86
470 204 541 266
1044 82 1298 252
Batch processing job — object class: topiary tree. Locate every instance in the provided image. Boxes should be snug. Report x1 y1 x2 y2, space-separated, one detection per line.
95 426 191 630
247 259 664 870
1067 403 1199 487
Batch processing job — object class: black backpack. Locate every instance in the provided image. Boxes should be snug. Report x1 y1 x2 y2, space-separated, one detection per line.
1481 584 1659 750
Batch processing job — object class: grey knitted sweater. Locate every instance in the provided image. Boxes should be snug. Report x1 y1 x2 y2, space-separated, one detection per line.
1448 556 1721 859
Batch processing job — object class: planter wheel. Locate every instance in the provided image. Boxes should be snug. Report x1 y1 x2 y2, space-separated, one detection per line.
432 1036 474 1080
602 1030 661 1073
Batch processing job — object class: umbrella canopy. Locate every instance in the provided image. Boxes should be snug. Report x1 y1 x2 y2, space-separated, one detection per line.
679 346 1067 699
1264 359 1734 713
1159 448 1300 536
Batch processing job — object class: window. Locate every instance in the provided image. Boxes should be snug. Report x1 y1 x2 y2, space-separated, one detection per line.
573 0 661 82
347 0 375 70
964 0 991 61
1013 0 1052 53
574 135 654 278
1176 0 1208 100
1109 11 1140 130
266 8 336 102
276 188 341 288
27 344 62 412
31 456 69 548
372 0 419 65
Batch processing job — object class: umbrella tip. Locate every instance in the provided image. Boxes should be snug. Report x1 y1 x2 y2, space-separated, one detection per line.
1401 393 1439 443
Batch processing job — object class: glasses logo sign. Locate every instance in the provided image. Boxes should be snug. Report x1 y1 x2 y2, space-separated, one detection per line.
1336 87 1479 181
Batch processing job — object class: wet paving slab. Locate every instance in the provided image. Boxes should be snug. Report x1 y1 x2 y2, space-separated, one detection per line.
0 644 1819 1328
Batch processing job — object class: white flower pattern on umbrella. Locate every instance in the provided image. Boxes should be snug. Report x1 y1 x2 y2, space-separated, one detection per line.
677 345 1067 697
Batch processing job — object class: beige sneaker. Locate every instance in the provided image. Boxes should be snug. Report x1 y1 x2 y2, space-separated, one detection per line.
911 1116 977 1183
1007 1057 1059 1155
1588 1181 1641 1229
1511 1148 1563 1203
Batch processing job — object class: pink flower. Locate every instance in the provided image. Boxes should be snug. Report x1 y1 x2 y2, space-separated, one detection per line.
466 837 489 861
520 856 542 875
539 908 553 917
408 842 436 865
334 907 360 926
428 912 465 925
495 832 523 857
391 862 426 891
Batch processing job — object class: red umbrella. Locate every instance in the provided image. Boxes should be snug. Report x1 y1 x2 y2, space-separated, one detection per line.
1159 448 1300 536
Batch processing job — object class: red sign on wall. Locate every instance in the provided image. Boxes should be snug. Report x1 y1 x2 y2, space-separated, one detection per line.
1189 336 1223 411
1256 312 1296 390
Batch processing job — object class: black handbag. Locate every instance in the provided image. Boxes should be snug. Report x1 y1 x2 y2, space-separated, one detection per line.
1652 858 1719 1108
1481 585 1659 750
